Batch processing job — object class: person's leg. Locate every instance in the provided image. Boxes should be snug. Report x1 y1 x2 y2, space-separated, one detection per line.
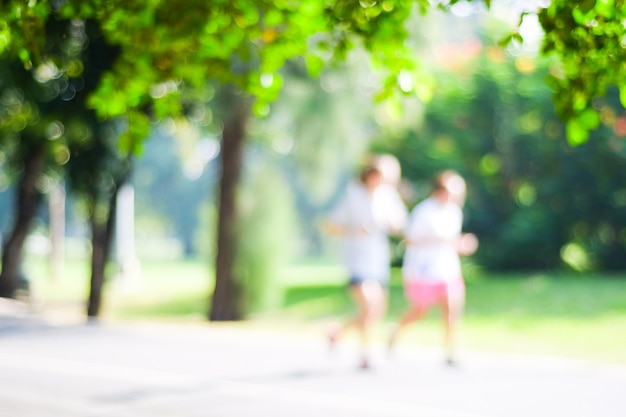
327 278 362 345
350 281 386 368
439 280 465 364
388 304 427 350
361 280 387 322
328 279 364 342
389 281 431 351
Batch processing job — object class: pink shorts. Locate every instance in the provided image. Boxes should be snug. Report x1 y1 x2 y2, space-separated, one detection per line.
403 278 465 309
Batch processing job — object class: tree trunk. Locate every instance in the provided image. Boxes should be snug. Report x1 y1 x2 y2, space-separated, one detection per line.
0 144 45 298
87 214 107 317
86 165 128 318
210 89 250 321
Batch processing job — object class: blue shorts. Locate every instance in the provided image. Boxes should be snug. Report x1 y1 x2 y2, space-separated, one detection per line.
348 276 387 288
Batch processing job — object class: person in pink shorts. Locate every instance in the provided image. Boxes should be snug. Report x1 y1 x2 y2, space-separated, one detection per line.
389 170 477 365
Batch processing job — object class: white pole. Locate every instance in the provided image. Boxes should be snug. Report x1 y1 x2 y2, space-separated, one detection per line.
115 183 141 289
49 182 65 283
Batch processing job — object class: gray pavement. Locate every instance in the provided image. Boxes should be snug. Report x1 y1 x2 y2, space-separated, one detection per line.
1 298 625 417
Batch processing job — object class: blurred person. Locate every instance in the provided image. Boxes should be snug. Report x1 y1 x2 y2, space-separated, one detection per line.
323 163 407 370
388 170 477 366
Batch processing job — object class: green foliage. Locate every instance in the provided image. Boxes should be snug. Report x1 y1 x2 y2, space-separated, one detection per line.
0 15 99 183
375 48 626 271
2 0 625 150
67 0 394 144
235 152 298 312
538 0 626 144
1 0 497 149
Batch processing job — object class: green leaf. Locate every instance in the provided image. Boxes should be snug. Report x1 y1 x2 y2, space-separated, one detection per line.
18 48 30 63
572 7 593 24
595 0 615 19
119 111 150 154
497 33 514 48
620 86 626 109
304 54 325 77
578 108 600 130
252 99 270 118
566 118 590 146
572 92 588 112
263 9 284 26
0 27 10 54
579 0 596 13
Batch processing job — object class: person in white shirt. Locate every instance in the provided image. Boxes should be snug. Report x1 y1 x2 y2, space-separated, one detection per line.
324 164 407 369
389 170 477 365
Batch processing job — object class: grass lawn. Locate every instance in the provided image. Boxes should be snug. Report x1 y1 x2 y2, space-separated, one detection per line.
273 266 626 365
21 255 626 365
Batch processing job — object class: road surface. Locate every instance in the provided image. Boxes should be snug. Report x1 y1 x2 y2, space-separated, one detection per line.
1 299 624 417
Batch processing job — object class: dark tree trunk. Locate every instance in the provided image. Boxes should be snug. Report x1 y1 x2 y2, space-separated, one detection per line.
86 202 116 318
87 214 107 317
0 144 46 298
86 164 129 318
210 89 250 321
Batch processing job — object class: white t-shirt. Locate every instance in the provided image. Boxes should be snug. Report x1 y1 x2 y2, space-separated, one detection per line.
402 197 463 283
328 182 407 282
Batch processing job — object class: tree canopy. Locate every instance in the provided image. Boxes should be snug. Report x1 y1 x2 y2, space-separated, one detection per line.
2 0 424 149
2 1 624 146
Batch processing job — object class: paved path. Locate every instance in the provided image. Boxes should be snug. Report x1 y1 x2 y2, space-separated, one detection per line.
1 299 625 417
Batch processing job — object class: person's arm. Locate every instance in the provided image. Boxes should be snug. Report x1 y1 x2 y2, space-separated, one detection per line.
407 234 477 254
456 233 478 256
322 219 369 237
404 235 456 247
322 184 372 237
385 186 408 235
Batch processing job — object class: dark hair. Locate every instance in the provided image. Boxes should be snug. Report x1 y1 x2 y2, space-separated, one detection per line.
359 165 382 184
430 170 467 207
432 170 461 191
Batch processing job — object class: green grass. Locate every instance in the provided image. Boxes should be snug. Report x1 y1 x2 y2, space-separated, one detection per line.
24 256 211 319
21 256 626 364
461 273 626 363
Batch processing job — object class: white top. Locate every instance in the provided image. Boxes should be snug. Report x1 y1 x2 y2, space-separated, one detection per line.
328 182 407 282
402 197 463 283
